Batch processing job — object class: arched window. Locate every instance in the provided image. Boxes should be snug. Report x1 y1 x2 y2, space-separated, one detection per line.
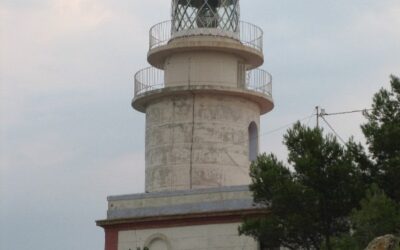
248 122 258 161
147 239 168 250
144 233 171 250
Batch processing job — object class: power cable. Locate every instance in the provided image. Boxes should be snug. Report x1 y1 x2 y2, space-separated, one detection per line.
259 114 315 138
219 113 315 161
209 107 368 162
306 111 315 126
317 107 372 145
322 108 372 117
320 116 346 144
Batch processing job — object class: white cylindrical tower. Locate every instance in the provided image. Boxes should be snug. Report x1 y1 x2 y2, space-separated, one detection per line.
133 0 273 193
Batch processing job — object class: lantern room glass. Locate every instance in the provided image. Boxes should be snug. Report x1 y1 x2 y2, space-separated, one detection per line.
171 0 240 35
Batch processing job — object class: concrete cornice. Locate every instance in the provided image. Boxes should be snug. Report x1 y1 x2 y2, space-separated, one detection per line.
96 208 269 229
147 36 264 70
106 198 260 220
108 185 250 201
132 85 274 114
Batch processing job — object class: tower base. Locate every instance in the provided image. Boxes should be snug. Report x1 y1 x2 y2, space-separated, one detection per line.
96 186 265 250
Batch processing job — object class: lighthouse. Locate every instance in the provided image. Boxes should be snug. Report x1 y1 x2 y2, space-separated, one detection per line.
97 1 273 249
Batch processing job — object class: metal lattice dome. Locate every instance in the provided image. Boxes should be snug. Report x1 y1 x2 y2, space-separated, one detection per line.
171 0 239 36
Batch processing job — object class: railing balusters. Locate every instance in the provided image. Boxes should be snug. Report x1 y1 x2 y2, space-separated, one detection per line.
134 66 272 98
138 20 272 99
134 67 164 96
241 67 273 96
149 20 263 52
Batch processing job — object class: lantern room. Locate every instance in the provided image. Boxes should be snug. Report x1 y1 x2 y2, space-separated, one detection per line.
171 0 240 38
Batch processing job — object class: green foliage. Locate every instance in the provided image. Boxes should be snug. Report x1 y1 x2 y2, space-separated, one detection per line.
239 123 363 250
361 75 400 202
239 213 287 249
351 185 400 248
321 234 359 250
240 75 400 249
329 185 400 250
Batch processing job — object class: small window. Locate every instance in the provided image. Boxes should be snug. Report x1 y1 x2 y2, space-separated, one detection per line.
237 63 246 88
144 233 171 250
248 122 258 161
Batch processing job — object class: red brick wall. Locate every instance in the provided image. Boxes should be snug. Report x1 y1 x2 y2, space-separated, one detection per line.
104 228 118 250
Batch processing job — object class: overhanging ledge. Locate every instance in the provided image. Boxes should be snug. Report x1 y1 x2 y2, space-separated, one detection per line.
96 185 270 229
132 85 274 114
96 209 269 229
148 36 264 70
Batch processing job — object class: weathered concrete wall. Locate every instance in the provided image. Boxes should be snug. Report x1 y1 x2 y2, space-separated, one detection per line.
164 51 242 88
97 187 265 250
118 223 258 250
106 186 255 219
147 35 264 70
145 93 260 192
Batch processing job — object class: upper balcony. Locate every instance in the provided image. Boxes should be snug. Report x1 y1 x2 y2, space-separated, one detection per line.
147 20 264 69
150 20 263 52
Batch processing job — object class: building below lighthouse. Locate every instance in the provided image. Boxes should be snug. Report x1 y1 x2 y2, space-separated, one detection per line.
97 0 274 249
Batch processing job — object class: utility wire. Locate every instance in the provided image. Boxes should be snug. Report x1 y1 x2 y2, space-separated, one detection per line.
322 108 372 117
219 106 369 154
218 113 315 154
260 114 315 137
221 113 315 164
320 116 346 144
222 107 367 162
306 111 315 126
317 107 372 145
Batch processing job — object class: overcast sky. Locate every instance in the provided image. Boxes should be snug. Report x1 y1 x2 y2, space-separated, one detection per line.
1 1 399 250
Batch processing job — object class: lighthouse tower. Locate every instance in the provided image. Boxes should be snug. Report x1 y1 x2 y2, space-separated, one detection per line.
97 1 273 249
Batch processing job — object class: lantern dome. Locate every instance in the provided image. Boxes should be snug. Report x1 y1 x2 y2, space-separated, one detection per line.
171 0 240 38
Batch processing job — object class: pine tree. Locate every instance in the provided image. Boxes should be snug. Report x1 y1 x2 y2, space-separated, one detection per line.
239 123 363 250
361 75 400 202
351 184 400 248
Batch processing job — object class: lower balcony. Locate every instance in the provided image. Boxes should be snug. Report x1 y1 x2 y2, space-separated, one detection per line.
132 66 274 115
134 66 272 98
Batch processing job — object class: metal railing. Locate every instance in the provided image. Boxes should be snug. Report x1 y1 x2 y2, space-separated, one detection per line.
134 67 164 96
134 67 272 98
245 68 272 96
149 20 263 52
149 20 171 50
238 21 263 52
